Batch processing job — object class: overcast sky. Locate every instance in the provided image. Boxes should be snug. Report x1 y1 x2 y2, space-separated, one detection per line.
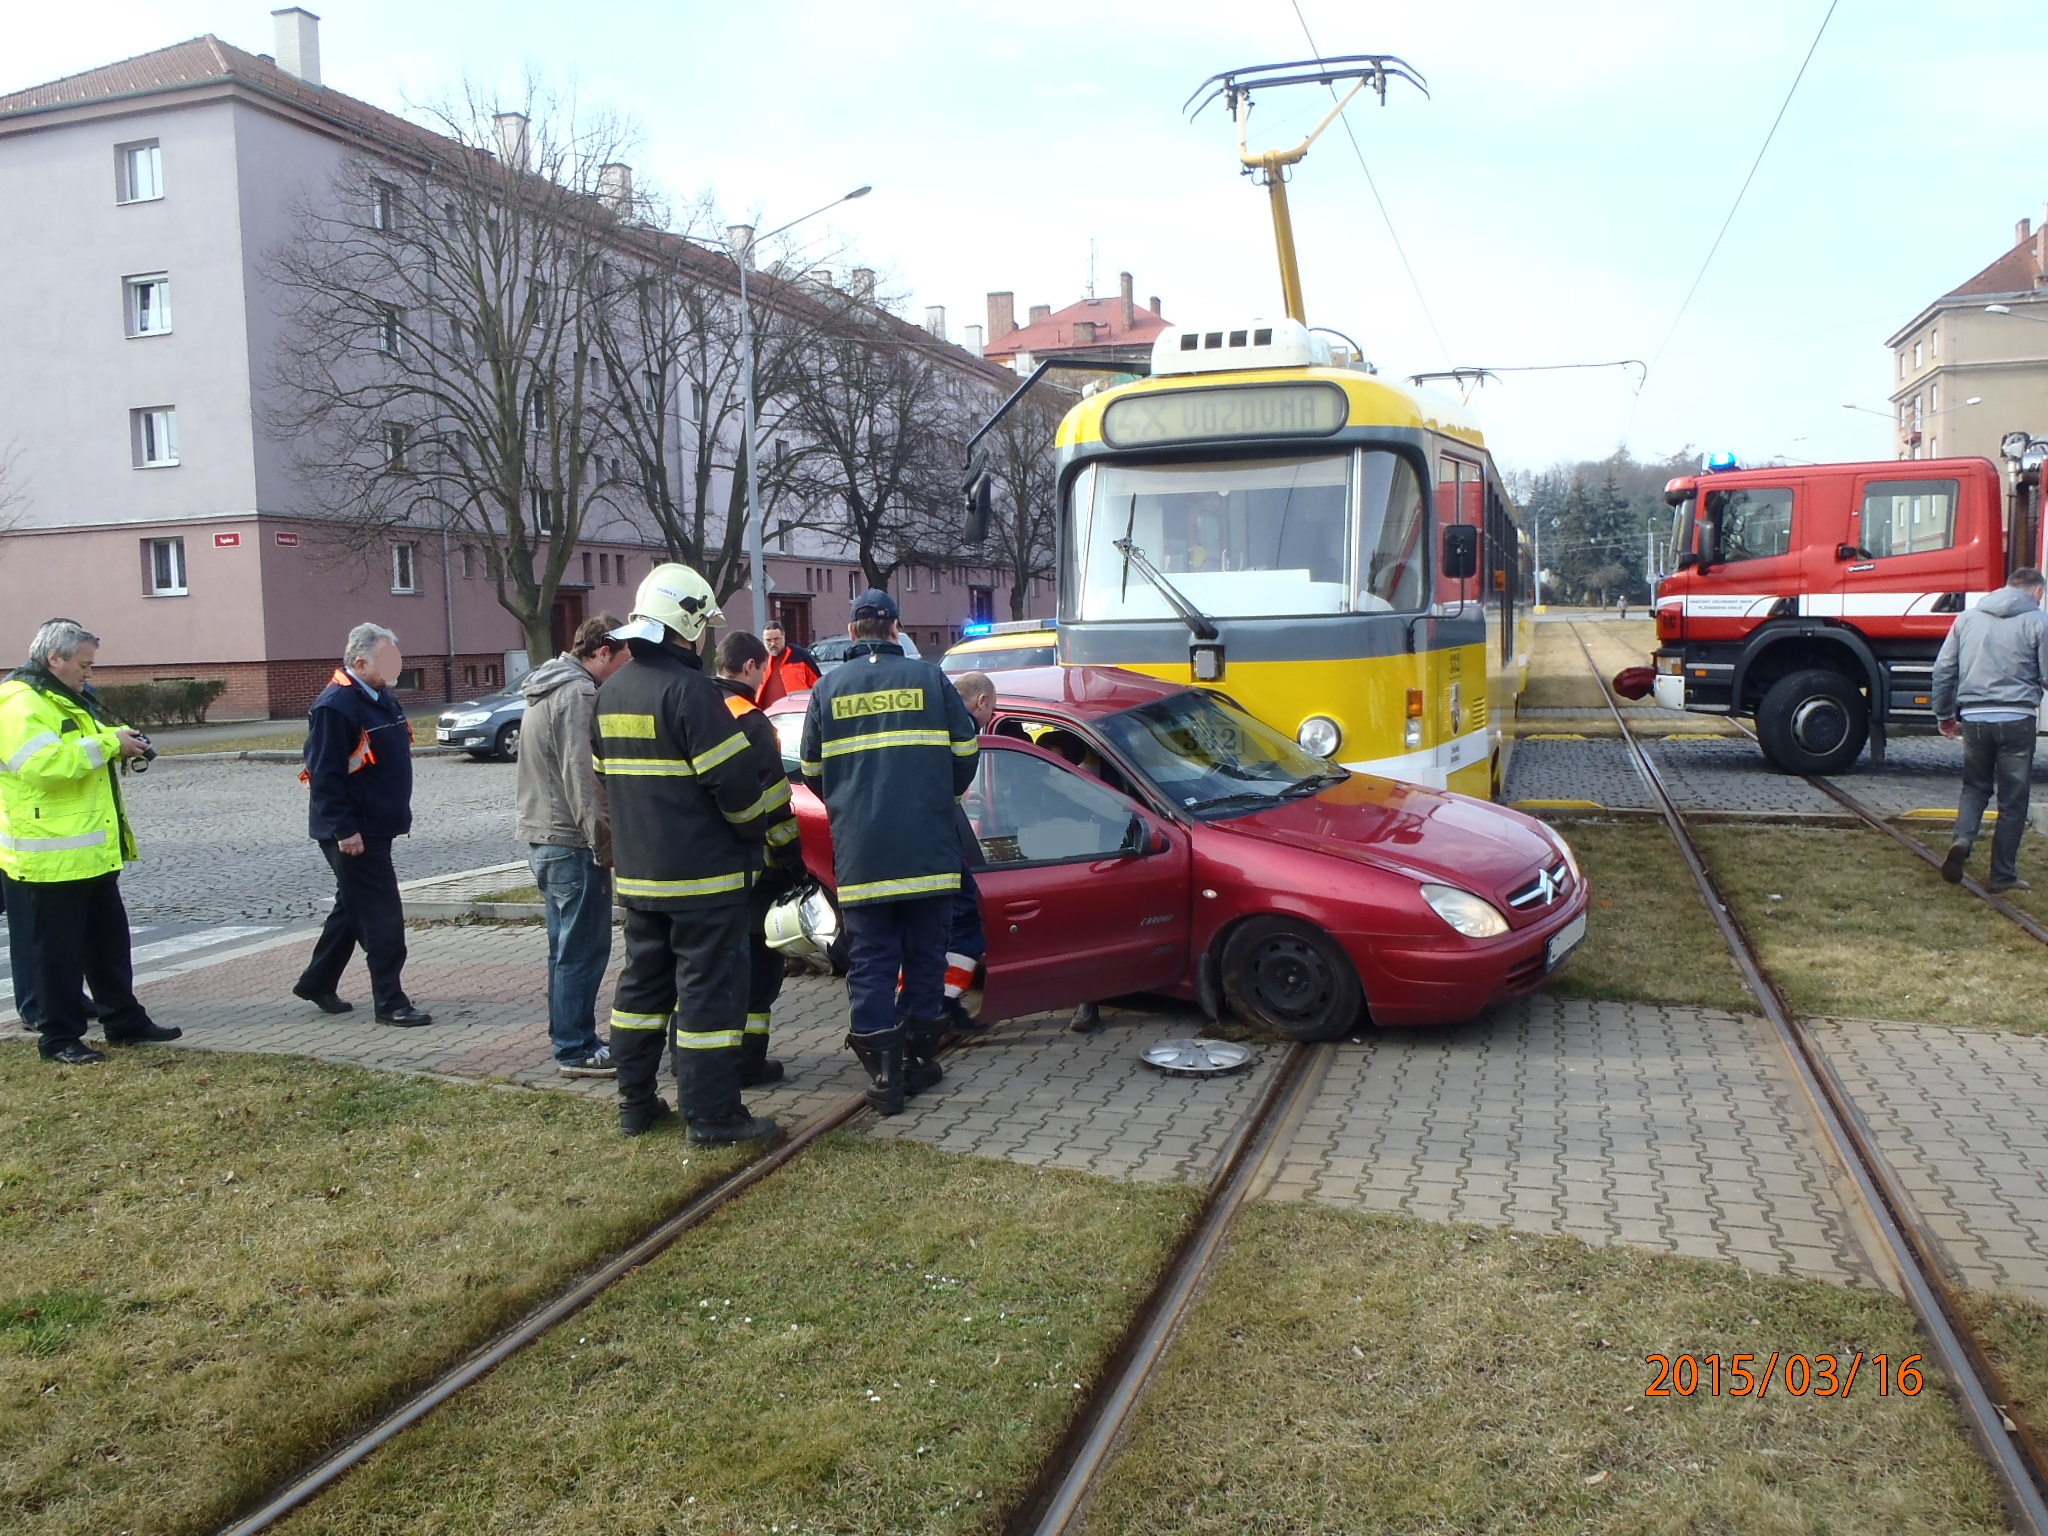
12 1 2048 474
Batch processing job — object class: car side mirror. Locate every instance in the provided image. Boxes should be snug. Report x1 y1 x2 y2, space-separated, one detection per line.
1836 543 1864 562
1441 523 1479 581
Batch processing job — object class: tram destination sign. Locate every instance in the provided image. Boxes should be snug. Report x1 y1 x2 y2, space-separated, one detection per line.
1102 383 1348 448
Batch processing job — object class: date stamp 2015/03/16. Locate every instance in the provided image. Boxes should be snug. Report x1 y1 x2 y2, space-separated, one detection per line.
1644 1353 1924 1399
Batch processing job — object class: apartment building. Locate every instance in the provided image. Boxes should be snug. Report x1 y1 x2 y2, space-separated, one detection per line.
1887 214 2048 463
0 12 1038 717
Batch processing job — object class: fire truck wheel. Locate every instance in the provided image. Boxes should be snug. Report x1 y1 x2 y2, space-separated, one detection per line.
1220 917 1363 1042
1756 669 1868 775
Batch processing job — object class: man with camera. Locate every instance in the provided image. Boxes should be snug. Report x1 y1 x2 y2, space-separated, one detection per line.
0 618 179 1064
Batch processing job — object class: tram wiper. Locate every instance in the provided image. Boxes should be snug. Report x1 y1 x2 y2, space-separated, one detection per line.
1114 524 1220 641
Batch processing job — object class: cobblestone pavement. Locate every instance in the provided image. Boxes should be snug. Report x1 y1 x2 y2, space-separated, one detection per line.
1811 1018 2048 1304
1264 995 1877 1288
1505 736 1653 809
115 757 525 922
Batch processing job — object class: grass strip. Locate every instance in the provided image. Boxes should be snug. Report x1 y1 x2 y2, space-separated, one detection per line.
1693 823 2048 1033
1896 822 2048 925
474 885 544 905
0 1044 740 1535
1087 1202 2004 1534
1541 821 1751 1012
276 1134 1199 1535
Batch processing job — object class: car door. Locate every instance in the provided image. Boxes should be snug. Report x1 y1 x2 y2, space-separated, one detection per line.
964 740 1192 1022
1831 472 1974 643
1689 481 1801 644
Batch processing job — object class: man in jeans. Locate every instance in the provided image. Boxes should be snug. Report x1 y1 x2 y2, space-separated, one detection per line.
1934 567 2048 892
516 615 630 1075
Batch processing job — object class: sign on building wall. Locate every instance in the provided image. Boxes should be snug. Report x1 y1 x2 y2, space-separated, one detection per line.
214 532 241 548
274 532 300 547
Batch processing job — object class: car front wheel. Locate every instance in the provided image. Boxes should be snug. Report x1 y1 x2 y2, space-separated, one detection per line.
1220 916 1362 1042
494 721 521 762
1756 668 1866 775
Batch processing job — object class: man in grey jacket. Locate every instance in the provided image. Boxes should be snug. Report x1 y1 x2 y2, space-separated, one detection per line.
1933 569 2048 891
516 615 629 1073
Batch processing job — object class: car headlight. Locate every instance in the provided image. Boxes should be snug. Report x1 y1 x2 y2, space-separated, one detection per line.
1296 715 1341 758
1545 827 1581 885
1419 883 1510 939
449 709 493 729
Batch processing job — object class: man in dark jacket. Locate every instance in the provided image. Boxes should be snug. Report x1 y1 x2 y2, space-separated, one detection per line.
596 565 782 1145
713 630 808 1086
799 589 979 1114
1934 568 2048 891
293 623 429 1025
517 615 629 1076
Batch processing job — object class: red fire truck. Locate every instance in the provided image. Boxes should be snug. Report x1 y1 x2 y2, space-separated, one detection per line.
1651 448 2046 772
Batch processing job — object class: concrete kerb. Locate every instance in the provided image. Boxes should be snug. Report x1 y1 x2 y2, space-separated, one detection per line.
157 746 465 763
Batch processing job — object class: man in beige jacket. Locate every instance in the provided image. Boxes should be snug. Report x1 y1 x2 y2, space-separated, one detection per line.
516 615 629 1075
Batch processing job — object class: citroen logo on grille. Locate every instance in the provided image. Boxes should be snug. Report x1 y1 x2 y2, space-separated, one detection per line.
1533 867 1560 905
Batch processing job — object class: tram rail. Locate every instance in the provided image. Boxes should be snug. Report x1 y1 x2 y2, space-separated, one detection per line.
1567 619 2048 1534
212 1030 1323 1535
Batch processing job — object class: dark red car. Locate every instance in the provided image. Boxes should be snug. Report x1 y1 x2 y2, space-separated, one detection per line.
766 666 1588 1040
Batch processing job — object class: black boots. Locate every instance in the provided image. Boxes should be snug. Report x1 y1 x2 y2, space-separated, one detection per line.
620 1098 674 1136
847 1026 906 1116
739 1029 785 1087
902 1015 945 1098
678 1043 779 1147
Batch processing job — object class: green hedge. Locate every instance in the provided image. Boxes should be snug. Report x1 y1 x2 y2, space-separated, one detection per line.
95 679 231 728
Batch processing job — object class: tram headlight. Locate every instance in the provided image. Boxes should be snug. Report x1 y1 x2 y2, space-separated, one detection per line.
1419 883 1510 939
1296 715 1341 758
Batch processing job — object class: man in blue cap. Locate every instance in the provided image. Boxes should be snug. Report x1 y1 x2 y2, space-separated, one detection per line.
798 587 979 1113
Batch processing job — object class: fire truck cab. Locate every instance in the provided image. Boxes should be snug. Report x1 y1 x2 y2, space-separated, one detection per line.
1653 455 2032 773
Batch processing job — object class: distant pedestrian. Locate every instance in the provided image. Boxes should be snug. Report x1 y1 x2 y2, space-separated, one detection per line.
0 618 180 1064
756 620 820 709
517 615 630 1077
799 589 979 1114
1618 594 1629 621
1934 567 2048 892
596 564 783 1145
712 630 809 1085
293 623 431 1025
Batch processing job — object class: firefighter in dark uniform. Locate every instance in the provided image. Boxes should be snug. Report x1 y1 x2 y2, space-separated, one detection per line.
711 629 808 1085
594 564 792 1144
799 589 979 1114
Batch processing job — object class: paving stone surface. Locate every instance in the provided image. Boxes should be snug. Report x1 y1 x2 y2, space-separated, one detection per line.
1811 1018 2048 1304
1503 736 1653 809
115 757 526 923
1263 995 1879 1288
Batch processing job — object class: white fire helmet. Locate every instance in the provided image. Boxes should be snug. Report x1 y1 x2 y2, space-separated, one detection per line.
612 562 722 645
763 883 840 965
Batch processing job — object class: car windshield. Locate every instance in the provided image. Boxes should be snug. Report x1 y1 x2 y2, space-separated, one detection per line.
1094 689 1345 819
769 710 805 776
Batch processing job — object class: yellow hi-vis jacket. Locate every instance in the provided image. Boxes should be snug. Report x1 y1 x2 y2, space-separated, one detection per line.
0 672 137 883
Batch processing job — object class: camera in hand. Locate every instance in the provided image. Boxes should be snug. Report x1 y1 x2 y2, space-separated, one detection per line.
128 732 158 773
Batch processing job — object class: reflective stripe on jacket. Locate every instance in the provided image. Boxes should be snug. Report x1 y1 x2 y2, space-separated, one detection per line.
713 676 803 866
798 641 978 906
0 671 136 883
593 639 775 911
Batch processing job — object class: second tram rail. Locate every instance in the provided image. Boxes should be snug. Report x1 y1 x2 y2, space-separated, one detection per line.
1567 619 2048 1533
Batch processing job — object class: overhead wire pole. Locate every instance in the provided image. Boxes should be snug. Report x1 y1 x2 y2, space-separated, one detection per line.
1625 0 1840 446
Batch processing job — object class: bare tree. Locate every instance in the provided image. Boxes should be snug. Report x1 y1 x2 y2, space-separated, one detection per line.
266 81 633 662
0 442 28 539
979 390 1069 618
786 316 973 591
592 198 853 602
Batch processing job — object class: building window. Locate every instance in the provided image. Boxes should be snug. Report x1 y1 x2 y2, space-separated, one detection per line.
532 487 555 531
825 568 835 593
529 389 551 433
464 664 478 687
644 370 662 413
392 542 417 593
116 140 162 203
383 422 409 470
1931 327 1939 359
394 667 425 691
582 551 594 585
461 545 476 579
146 536 187 595
124 274 172 337
484 664 500 686
969 585 994 623
1913 341 1923 369
370 178 399 232
131 406 179 467
377 305 402 356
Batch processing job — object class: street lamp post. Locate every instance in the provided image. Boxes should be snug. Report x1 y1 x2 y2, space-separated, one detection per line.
737 185 871 633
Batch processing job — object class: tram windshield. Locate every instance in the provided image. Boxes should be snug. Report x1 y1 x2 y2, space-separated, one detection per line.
1071 449 1427 621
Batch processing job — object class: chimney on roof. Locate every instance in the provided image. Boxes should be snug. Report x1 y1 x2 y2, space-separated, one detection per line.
965 324 984 357
726 224 755 268
2022 217 2035 248
987 291 1016 339
597 163 633 216
850 268 876 303
493 113 530 171
1150 295 1162 315
925 305 947 340
807 268 834 289
1119 271 1134 332
1028 303 1051 324
271 7 321 86
1073 320 1097 345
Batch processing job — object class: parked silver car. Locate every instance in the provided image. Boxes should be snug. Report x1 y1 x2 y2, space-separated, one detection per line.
436 689 524 760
